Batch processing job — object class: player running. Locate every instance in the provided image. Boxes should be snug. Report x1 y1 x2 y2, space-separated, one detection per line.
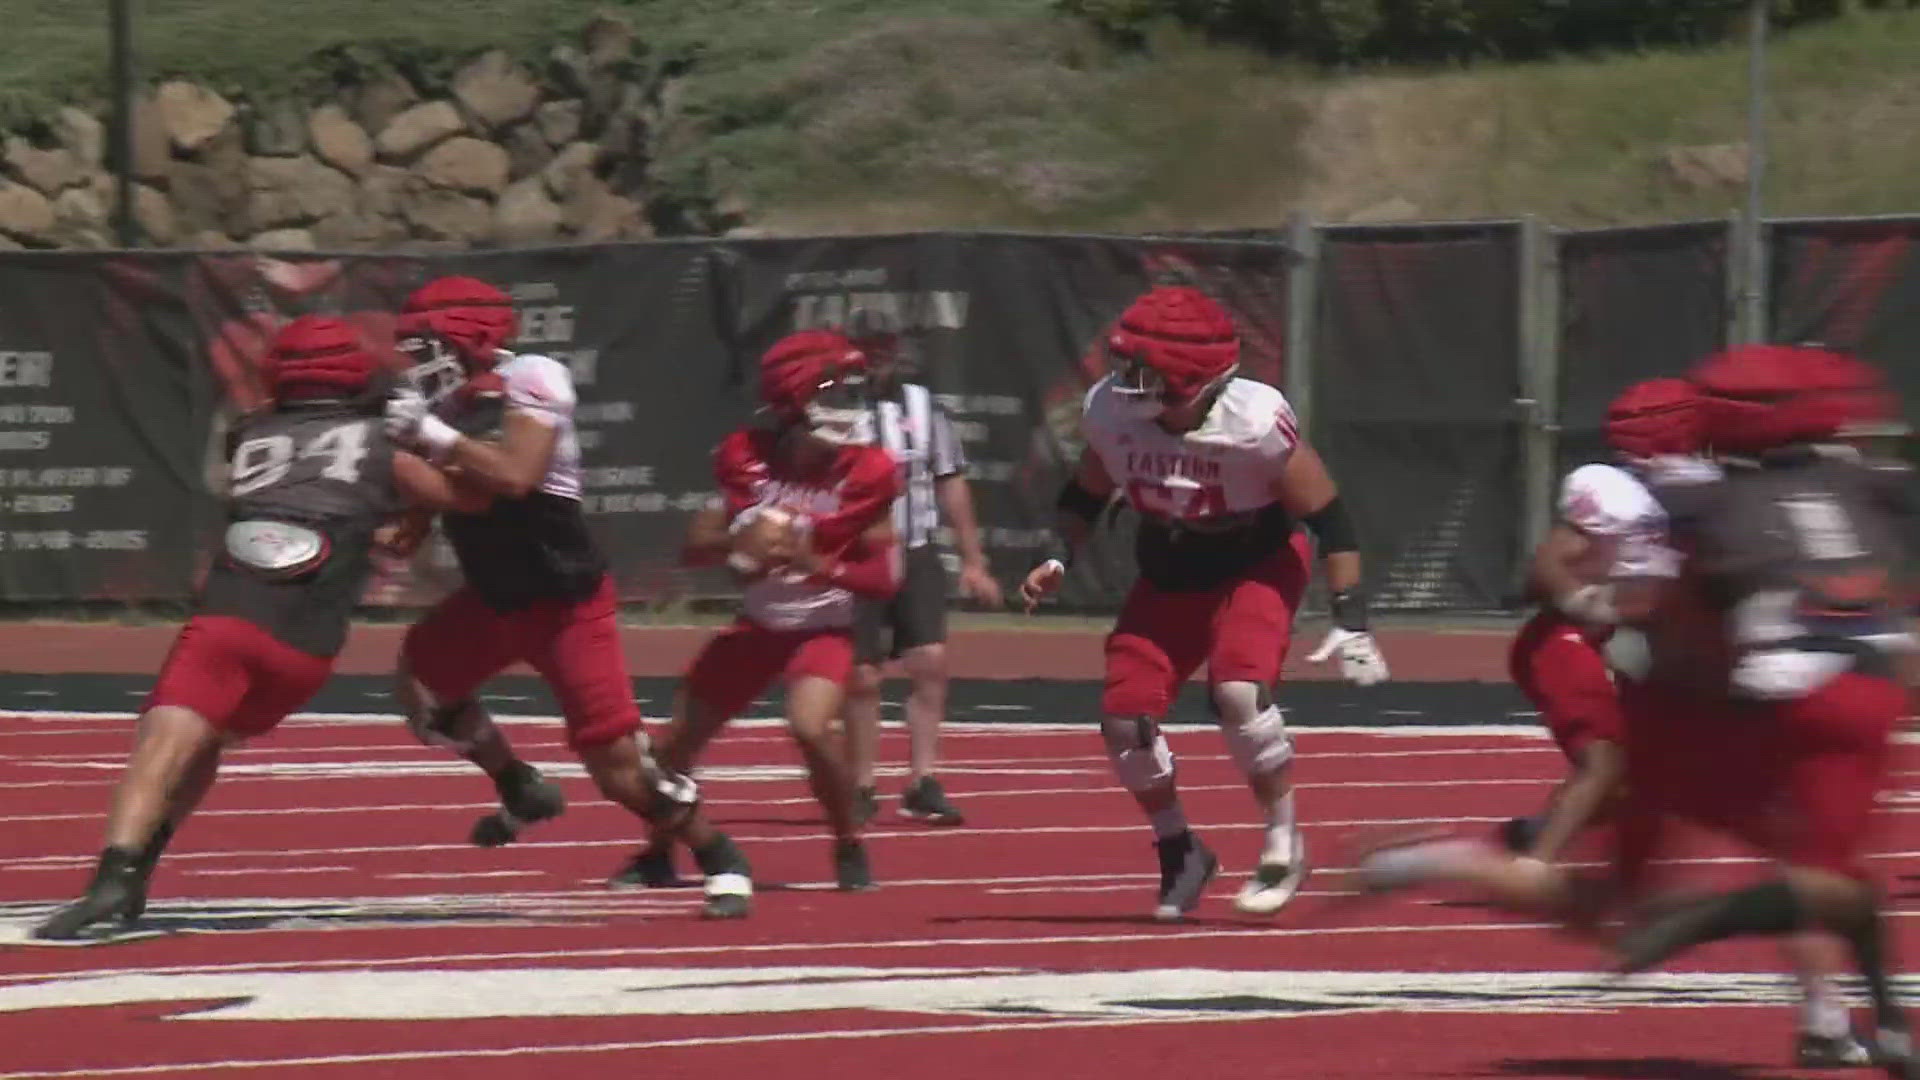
611 329 902 901
381 275 744 915
35 317 479 940
1018 285 1388 921
1353 376 1872 1067
1602 345 1919 1076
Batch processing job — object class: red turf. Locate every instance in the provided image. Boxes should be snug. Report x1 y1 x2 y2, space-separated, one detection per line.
0 716 1913 1079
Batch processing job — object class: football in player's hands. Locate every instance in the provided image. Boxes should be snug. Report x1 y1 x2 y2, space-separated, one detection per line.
728 507 801 576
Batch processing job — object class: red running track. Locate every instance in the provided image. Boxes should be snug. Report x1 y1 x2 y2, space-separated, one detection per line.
0 713 1917 1079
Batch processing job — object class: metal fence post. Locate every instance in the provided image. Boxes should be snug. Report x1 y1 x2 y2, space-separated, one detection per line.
1284 213 1320 436
109 0 140 247
1514 215 1561 592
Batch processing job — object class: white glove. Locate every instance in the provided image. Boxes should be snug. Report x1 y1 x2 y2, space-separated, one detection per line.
1307 627 1389 686
384 388 460 460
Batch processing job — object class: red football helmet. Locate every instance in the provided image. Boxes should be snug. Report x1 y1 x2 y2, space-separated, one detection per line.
395 276 518 407
1106 286 1240 420
264 315 380 402
759 329 874 446
1691 344 1897 454
1604 378 1703 460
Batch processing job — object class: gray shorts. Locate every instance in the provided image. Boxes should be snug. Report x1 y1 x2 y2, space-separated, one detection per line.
853 545 949 663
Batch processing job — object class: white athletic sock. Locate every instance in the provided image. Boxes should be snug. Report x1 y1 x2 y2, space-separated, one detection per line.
1259 791 1297 865
1362 839 1487 889
1802 977 1851 1039
1148 804 1189 839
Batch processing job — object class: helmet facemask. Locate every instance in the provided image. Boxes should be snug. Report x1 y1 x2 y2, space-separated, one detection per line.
1108 339 1236 424
397 333 467 409
800 370 875 446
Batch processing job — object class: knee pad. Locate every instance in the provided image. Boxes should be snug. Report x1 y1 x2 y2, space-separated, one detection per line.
1214 682 1292 776
1101 715 1175 793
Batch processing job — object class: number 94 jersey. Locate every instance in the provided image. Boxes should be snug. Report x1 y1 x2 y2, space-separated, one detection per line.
203 403 400 658
1082 374 1302 592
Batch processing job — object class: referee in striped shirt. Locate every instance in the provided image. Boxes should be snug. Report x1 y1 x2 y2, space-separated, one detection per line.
844 334 1003 826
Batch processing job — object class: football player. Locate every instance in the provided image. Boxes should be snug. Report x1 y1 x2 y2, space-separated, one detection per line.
381 276 742 914
611 330 902 909
36 317 479 939
1018 286 1388 921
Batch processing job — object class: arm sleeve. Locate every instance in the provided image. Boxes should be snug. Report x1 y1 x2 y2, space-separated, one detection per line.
811 449 903 555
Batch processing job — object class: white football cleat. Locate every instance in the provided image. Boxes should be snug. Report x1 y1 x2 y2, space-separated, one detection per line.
1233 833 1308 915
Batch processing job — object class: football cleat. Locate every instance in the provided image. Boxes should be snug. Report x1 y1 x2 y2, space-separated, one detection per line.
1873 1019 1918 1080
1797 1030 1873 1069
834 838 876 891
33 851 146 941
691 834 754 919
1234 833 1308 915
1153 831 1219 922
607 845 680 890
898 775 964 827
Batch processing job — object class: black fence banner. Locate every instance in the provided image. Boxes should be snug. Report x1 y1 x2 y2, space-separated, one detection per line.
1315 223 1521 612
0 254 204 601
1770 218 1920 407
1555 222 1732 480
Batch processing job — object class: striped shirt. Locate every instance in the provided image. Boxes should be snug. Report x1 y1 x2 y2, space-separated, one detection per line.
872 382 966 549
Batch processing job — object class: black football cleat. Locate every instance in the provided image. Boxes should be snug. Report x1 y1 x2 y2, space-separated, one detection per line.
1153 830 1219 922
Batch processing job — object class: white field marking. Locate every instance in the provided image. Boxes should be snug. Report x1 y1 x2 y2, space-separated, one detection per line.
0 710 1558 740
381 870 547 881
0 1012 1279 1080
10 815 1920 879
0 774 1587 826
0 919 1570 989
985 883 1365 898
0 816 1524 870
182 866 355 878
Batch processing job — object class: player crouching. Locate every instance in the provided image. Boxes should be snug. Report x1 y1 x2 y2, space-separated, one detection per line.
1019 286 1388 921
35 317 480 940
612 330 902 900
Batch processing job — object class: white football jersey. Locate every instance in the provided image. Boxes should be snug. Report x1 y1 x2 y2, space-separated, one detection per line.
1082 375 1300 522
496 353 582 502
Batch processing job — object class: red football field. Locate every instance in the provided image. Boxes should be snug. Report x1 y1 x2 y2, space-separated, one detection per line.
2 703 1919 1080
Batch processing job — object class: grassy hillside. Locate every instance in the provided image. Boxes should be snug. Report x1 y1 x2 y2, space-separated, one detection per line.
5 1 1920 234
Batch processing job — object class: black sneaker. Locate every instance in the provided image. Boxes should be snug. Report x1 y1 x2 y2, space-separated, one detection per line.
899 775 963 826
834 838 875 891
608 845 681 889
33 849 145 940
472 762 567 847
853 786 880 829
1797 1030 1873 1068
1153 831 1218 922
